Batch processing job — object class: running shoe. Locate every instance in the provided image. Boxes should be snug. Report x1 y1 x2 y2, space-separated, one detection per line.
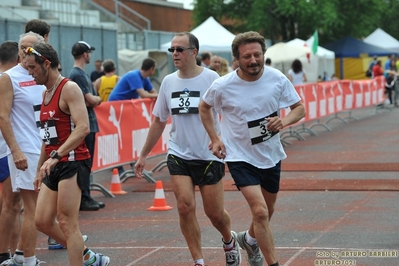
224 231 242 266
236 231 264 266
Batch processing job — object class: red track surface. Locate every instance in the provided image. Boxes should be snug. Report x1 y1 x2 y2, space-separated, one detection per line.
33 106 399 265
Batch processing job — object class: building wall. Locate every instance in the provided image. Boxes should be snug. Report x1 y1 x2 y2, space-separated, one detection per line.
93 0 194 32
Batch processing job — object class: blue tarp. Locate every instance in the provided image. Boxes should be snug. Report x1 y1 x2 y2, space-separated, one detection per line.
323 36 393 57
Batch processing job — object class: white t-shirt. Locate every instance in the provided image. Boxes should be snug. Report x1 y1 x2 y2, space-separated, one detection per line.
288 68 306 85
3 64 44 155
152 67 223 161
202 67 301 169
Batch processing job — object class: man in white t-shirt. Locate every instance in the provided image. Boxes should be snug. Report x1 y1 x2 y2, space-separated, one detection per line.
134 32 242 266
200 31 305 266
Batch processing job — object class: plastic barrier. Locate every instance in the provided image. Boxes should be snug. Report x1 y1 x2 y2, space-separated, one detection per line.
92 77 386 173
92 98 171 173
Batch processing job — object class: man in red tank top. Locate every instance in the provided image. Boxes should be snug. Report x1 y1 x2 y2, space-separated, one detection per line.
24 43 110 266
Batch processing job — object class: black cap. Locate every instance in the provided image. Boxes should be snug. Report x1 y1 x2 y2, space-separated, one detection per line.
71 41 95 56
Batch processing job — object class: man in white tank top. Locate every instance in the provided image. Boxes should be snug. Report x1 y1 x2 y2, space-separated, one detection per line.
0 32 45 266
0 41 23 265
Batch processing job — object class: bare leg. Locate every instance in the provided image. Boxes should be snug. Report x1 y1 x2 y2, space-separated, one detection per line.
200 180 231 242
171 175 203 261
240 185 278 265
0 177 22 255
35 175 84 265
18 189 38 257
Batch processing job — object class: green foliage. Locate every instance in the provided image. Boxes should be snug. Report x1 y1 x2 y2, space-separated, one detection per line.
192 0 398 45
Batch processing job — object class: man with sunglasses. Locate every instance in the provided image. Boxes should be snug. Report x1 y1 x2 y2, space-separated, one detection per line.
23 42 110 266
134 32 241 266
0 32 45 266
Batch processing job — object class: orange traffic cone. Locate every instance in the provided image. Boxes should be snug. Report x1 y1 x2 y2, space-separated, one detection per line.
148 180 172 211
110 168 127 195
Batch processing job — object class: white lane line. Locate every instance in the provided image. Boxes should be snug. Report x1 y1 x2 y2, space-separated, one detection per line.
283 191 376 266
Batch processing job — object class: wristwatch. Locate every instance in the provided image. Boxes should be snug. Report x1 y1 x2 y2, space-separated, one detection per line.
50 150 62 160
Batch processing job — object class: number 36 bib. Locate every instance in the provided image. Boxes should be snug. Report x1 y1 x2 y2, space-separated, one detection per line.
171 90 200 115
247 111 278 145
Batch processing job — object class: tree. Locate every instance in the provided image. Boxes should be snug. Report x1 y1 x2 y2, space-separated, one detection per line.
192 0 391 45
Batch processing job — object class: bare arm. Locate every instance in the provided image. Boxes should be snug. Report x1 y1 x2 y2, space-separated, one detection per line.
84 92 102 107
34 143 49 191
134 117 167 178
137 88 158 99
93 77 101 93
267 101 306 132
0 74 27 170
199 100 226 159
57 81 90 156
303 73 307 82
38 81 90 177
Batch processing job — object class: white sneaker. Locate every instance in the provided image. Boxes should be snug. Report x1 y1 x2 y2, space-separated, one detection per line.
236 231 264 266
224 231 242 266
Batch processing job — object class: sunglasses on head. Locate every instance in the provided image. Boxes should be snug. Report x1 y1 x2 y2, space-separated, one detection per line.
25 47 50 62
167 47 195 53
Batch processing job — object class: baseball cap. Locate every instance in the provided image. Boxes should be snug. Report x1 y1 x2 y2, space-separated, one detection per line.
71 41 95 56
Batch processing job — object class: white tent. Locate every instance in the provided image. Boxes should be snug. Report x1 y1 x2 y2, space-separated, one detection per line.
160 16 235 53
264 42 316 81
364 28 399 54
288 38 335 82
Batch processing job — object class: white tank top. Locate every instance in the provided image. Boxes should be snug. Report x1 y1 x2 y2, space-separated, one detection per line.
0 73 7 158
3 64 44 155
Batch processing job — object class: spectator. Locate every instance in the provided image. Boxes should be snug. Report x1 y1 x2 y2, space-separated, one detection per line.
93 59 119 102
69 41 104 211
367 56 378 78
209 55 221 72
384 59 398 106
90 59 104 82
288 59 307 85
0 31 45 266
196 56 202 66
27 42 110 266
384 54 396 71
108 58 158 101
200 51 212 67
134 32 241 266
199 31 305 266
108 58 158 176
217 57 229 76
0 41 22 264
372 60 384 78
24 19 51 43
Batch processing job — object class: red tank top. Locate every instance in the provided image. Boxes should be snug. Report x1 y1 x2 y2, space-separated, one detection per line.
40 78 90 162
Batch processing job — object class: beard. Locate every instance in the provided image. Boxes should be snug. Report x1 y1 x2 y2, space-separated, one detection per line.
239 62 264 76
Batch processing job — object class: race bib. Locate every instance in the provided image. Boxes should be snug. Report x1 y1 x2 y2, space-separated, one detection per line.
247 111 278 145
40 120 59 145
171 90 200 115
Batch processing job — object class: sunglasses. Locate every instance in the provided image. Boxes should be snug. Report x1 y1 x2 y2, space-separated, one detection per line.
168 47 195 53
25 47 50 62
